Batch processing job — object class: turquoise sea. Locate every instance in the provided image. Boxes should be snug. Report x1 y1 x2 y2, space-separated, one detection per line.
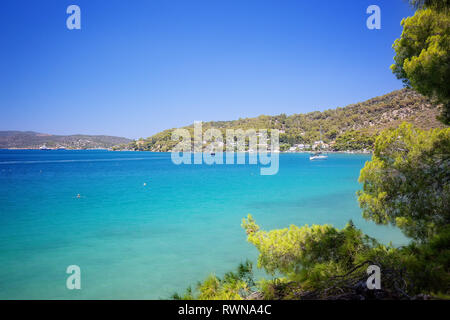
0 150 407 299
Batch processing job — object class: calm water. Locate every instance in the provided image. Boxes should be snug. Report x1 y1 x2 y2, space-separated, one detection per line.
0 150 406 299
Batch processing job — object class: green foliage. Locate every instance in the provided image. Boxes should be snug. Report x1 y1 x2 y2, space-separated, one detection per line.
409 0 450 11
391 8 450 124
279 143 291 152
334 130 375 151
172 260 255 300
358 123 450 241
176 211 448 299
396 226 450 294
241 214 449 298
243 216 378 285
171 286 194 300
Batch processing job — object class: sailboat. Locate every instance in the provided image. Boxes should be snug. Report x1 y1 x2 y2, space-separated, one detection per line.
39 144 51 150
309 126 328 160
309 151 328 160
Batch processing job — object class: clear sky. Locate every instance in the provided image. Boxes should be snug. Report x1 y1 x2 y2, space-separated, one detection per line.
0 0 415 139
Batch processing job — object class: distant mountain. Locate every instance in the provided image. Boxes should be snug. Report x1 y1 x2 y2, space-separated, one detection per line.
129 88 446 152
0 131 132 149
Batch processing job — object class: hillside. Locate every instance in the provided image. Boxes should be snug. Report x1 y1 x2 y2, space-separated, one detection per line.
130 88 445 152
0 131 132 149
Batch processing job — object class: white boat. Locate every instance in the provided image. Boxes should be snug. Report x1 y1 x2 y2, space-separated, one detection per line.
309 151 328 160
309 126 328 160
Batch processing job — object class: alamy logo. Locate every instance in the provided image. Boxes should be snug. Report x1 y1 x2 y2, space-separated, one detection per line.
366 5 381 30
66 265 81 290
66 5 81 30
171 121 280 175
366 265 381 290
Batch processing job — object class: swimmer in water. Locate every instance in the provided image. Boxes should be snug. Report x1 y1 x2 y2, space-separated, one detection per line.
76 194 81 198
143 182 147 186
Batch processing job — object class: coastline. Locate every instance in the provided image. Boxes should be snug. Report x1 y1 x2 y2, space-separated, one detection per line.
1 148 109 151
1 148 372 154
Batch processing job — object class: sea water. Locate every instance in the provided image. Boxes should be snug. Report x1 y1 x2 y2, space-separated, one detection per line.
0 150 407 299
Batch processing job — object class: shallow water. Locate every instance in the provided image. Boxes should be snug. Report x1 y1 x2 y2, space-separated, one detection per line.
0 150 407 299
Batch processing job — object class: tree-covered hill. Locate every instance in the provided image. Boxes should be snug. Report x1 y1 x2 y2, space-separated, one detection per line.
130 88 445 152
0 131 132 149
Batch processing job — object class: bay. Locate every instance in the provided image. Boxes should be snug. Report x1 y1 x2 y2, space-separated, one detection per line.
0 150 406 299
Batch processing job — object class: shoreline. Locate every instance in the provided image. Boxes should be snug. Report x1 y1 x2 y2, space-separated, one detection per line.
1 148 372 155
0 148 109 151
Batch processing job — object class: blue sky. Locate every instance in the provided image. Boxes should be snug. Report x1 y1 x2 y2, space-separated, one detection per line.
0 0 414 139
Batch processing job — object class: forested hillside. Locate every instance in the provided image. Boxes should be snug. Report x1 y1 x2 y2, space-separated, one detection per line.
0 131 132 149
129 89 445 152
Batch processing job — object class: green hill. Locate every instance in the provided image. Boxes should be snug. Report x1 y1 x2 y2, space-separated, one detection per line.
129 88 445 152
0 131 132 149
